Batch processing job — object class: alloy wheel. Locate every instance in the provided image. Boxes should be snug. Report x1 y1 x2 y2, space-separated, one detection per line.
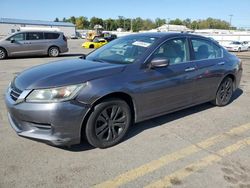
95 105 127 142
49 47 59 57
0 49 6 59
218 78 233 105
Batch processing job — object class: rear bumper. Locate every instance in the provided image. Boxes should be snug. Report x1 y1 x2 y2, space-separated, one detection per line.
60 46 69 53
5 91 89 146
235 67 243 90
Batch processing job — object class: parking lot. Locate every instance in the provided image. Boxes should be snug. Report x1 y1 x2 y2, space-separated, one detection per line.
1 39 250 188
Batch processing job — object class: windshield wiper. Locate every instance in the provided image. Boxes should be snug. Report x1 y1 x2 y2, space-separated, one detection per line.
91 58 107 63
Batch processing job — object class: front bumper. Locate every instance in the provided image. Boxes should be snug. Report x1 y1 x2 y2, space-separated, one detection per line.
5 90 89 146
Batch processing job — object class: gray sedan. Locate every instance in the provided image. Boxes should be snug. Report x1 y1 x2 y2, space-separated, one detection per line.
5 33 242 148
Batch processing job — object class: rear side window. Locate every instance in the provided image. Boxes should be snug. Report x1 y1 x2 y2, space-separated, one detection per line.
26 32 44 40
191 38 222 60
44 33 60 39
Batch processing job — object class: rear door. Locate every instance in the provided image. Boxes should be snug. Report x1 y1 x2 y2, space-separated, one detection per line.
134 37 197 119
189 37 224 103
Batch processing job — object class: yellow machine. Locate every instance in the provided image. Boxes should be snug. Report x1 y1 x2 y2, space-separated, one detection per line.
86 25 104 41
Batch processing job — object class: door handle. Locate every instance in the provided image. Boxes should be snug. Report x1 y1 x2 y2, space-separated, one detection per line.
218 62 225 65
185 67 196 72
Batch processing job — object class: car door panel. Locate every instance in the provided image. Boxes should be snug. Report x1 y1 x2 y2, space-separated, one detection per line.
132 61 197 120
25 32 47 55
4 33 29 56
193 58 223 102
190 37 225 103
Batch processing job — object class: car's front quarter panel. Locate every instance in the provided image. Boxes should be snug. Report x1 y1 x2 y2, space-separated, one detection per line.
5 88 89 146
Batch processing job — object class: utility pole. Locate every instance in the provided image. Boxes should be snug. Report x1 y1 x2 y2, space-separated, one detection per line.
167 18 170 32
123 18 126 31
229 14 233 30
130 18 133 32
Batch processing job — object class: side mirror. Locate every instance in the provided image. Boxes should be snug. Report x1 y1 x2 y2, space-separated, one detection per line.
10 39 15 43
79 54 86 59
150 57 169 68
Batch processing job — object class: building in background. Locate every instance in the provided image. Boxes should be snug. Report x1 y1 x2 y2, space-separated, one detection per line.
0 18 76 38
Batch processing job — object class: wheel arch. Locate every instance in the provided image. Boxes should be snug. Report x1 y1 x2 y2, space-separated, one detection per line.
0 46 8 57
215 73 236 96
80 92 136 139
48 45 60 53
224 73 236 90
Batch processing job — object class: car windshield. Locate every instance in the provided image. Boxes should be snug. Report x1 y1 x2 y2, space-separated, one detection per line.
86 35 158 64
93 37 103 42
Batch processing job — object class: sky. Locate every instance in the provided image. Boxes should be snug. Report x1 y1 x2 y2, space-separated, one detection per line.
1 0 249 28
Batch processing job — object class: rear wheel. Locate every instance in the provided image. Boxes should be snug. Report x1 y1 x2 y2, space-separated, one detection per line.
89 44 94 48
212 77 233 106
85 99 131 148
48 46 59 57
0 48 7 60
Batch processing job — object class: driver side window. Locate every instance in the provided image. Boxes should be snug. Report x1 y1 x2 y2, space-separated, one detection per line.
152 38 189 65
8 33 25 41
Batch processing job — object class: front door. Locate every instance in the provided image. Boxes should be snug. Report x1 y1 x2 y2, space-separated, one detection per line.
134 37 197 120
5 33 29 56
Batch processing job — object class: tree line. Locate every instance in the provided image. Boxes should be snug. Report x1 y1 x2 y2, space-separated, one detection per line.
54 16 232 31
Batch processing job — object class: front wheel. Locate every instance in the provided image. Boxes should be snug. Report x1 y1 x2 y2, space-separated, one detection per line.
85 99 131 148
212 77 233 106
48 47 59 57
0 48 7 60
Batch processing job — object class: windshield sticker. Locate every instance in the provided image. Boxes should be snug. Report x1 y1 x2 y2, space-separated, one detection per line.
132 41 151 48
125 58 135 62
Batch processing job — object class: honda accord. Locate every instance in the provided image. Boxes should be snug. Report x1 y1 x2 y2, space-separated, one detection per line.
5 33 242 148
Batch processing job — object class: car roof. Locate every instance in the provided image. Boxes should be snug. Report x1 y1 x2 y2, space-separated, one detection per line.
126 32 209 40
13 31 63 34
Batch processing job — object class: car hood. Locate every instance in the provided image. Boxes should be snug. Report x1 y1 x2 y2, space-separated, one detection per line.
13 58 126 91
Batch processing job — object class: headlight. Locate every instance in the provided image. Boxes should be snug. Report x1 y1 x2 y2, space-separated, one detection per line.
26 83 85 103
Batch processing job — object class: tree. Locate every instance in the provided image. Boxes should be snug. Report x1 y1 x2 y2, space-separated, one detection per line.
69 16 76 24
54 17 59 22
169 18 183 25
62 17 67 22
132 17 144 32
183 18 191 28
155 18 166 27
89 17 103 28
75 16 89 29
105 18 117 31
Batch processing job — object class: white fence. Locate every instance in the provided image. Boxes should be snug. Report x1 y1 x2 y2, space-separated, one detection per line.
194 33 250 46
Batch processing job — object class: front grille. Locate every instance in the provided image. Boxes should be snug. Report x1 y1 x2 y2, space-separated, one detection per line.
10 87 22 101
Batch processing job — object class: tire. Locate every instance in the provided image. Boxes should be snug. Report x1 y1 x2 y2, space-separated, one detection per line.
48 46 59 57
89 44 94 49
212 77 233 106
0 48 7 60
85 99 131 148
